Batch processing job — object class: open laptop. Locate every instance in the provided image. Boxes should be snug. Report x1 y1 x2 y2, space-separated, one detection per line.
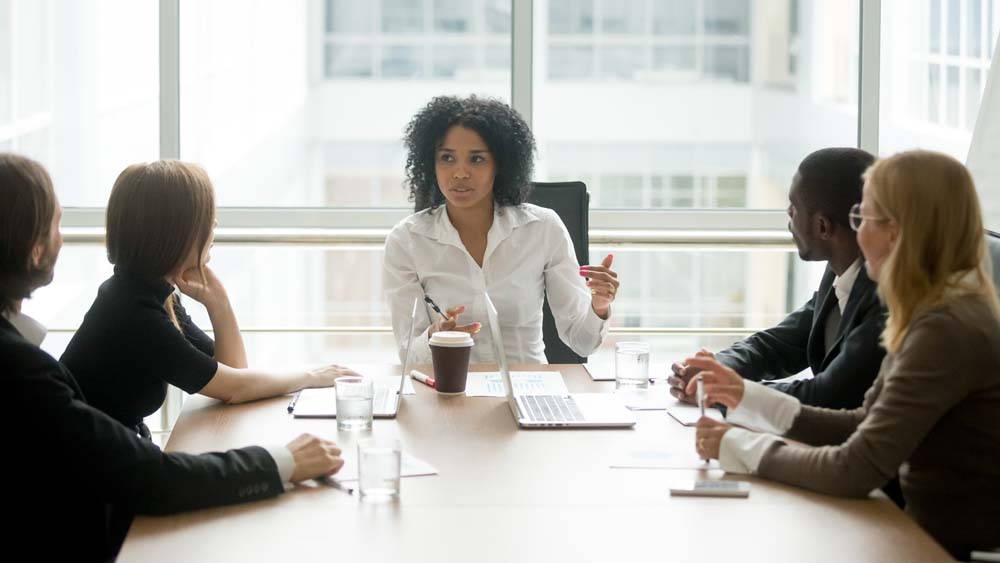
292 296 417 419
484 293 635 429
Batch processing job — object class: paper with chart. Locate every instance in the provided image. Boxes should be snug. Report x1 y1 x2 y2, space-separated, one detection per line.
333 453 439 483
464 371 570 397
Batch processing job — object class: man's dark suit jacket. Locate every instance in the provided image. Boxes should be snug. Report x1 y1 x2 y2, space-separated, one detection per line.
1 316 283 562
715 265 886 409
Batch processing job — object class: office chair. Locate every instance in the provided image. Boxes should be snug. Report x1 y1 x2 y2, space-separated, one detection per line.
986 230 1000 293
527 181 591 364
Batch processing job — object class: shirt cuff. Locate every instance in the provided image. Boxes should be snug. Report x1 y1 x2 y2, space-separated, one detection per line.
725 380 801 434
586 303 611 341
719 427 785 475
264 444 296 492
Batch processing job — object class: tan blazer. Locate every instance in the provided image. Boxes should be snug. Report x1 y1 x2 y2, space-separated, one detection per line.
758 293 1000 557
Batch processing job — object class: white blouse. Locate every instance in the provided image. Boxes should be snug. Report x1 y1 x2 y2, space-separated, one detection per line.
383 203 609 364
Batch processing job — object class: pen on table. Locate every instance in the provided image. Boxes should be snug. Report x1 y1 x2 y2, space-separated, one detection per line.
317 475 354 495
410 369 436 389
287 392 301 413
423 295 450 320
696 375 705 418
696 375 708 465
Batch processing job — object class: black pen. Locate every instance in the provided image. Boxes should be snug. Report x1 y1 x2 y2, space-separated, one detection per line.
317 475 354 495
423 295 450 320
287 392 300 413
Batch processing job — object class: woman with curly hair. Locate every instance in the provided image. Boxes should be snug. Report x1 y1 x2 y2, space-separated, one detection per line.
383 95 620 364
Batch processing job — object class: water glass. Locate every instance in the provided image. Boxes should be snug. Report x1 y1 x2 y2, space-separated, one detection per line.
615 342 650 390
336 376 373 431
358 438 401 502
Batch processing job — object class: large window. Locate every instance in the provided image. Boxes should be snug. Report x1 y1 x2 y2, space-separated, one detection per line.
0 0 159 207
179 0 511 207
880 0 999 157
535 0 859 211
12 1 1000 440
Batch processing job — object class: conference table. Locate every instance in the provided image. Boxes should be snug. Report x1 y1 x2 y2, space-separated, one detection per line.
118 364 952 563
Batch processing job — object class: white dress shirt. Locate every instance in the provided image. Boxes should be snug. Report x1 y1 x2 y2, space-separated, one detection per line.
718 380 801 474
383 203 609 364
835 259 863 314
2 309 296 487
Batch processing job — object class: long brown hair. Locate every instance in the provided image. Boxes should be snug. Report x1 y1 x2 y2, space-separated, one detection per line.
0 153 57 315
106 160 215 326
864 150 1000 352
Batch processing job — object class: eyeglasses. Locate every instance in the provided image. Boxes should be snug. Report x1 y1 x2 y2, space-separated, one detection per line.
848 203 886 232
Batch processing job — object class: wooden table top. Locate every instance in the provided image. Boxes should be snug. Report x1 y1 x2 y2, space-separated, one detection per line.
118 364 952 563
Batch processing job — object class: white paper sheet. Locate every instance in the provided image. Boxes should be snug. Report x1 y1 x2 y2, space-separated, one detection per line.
610 449 722 471
333 453 439 483
463 371 570 397
665 401 725 426
582 363 615 381
617 388 672 410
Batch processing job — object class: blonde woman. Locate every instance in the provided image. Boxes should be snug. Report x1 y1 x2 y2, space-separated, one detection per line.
61 161 356 437
686 150 1000 559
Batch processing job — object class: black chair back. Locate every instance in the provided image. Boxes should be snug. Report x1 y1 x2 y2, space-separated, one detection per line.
528 181 590 364
986 230 1000 293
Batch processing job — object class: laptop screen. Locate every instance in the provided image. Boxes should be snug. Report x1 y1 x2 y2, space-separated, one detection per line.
397 296 418 394
483 293 515 403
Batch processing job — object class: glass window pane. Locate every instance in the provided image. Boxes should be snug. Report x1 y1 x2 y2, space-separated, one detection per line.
968 0 983 57
325 43 374 77
485 0 511 33
930 0 942 53
599 46 645 79
0 0 159 207
432 44 476 78
434 0 476 33
704 0 750 35
326 0 372 33
181 0 510 207
653 0 696 35
381 45 425 77
929 64 942 123
600 0 645 35
382 0 424 33
704 45 749 82
653 46 696 72
548 44 594 78
486 43 511 70
549 0 593 34
946 65 960 127
716 175 747 207
966 68 982 130
947 0 961 55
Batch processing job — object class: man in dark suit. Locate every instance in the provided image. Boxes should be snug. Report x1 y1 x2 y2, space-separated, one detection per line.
0 153 345 562
669 148 885 410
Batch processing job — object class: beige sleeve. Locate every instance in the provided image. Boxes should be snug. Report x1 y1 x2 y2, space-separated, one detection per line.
757 309 974 497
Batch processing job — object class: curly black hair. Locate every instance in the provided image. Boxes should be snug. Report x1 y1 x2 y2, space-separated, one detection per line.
403 95 536 212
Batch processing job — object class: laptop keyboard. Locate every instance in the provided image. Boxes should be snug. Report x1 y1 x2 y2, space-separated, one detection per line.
522 395 585 423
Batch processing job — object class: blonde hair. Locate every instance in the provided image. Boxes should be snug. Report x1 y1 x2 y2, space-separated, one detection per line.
864 150 1000 352
106 160 216 328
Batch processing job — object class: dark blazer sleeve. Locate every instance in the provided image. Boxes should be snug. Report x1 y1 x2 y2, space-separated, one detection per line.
714 293 815 382
768 298 886 408
12 342 282 515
